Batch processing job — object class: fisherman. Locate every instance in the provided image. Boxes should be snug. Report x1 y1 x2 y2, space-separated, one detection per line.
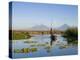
50 28 56 45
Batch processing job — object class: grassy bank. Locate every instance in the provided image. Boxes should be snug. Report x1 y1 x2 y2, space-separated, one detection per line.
63 27 78 44
12 31 31 40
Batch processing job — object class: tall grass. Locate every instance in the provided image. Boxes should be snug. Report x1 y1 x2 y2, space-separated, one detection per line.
12 31 31 40
63 27 78 44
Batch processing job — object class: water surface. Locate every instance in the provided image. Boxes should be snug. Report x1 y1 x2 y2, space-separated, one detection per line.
12 35 78 58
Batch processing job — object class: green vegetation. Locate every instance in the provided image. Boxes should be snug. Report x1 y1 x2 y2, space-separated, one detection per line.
14 48 37 53
12 31 31 40
63 27 78 44
24 41 37 43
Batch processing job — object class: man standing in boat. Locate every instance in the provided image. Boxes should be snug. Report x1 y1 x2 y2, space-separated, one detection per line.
50 25 56 45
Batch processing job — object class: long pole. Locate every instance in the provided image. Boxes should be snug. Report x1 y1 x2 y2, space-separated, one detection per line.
50 20 53 35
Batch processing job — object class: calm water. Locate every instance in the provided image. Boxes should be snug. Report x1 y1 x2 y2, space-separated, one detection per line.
12 35 78 58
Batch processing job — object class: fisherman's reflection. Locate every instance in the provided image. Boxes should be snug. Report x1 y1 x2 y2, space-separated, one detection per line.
45 34 56 53
50 34 56 46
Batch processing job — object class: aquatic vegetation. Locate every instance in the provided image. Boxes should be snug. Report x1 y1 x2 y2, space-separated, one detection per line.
59 45 68 49
14 49 22 53
63 27 78 44
30 43 49 47
30 48 37 52
45 46 51 49
24 41 37 43
14 48 37 53
21 48 30 53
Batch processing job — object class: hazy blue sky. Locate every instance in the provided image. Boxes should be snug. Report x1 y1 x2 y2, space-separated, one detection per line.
11 2 78 29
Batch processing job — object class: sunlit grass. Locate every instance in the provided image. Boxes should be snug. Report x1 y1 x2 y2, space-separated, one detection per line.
12 31 31 40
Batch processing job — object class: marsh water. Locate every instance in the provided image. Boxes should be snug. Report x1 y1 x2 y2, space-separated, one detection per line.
12 35 78 58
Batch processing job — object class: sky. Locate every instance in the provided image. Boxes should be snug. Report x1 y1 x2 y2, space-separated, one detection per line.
11 2 78 30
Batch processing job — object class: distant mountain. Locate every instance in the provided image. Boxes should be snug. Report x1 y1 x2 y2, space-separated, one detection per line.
56 24 70 31
29 24 49 31
25 24 70 31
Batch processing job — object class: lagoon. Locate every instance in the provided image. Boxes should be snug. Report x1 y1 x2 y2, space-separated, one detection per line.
11 35 78 58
